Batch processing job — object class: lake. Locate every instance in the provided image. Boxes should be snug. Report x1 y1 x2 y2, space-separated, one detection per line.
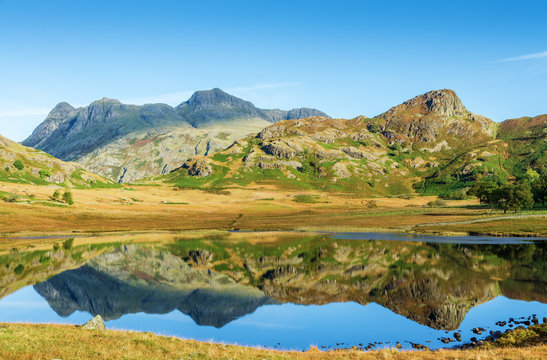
0 231 545 351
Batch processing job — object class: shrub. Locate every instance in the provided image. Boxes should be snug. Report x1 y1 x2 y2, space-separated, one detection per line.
367 122 381 133
202 188 231 196
51 190 60 201
441 188 470 200
39 169 50 178
53 244 60 251
13 160 24 171
426 199 446 207
63 238 74 250
364 200 378 208
63 191 74 205
13 264 24 275
2 194 18 203
293 194 320 203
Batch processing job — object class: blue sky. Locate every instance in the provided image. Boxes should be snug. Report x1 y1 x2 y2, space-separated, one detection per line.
1 0 546 141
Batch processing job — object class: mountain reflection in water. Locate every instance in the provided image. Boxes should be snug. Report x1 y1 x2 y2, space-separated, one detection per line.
0 232 545 349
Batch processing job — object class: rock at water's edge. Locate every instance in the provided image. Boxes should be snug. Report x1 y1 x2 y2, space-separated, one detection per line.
81 315 106 330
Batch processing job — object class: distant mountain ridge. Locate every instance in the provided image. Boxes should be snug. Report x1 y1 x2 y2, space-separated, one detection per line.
23 88 329 182
23 88 330 160
175 88 328 127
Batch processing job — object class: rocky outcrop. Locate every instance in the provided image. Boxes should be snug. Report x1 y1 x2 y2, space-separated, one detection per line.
182 157 213 177
378 89 495 144
81 315 106 330
262 140 304 159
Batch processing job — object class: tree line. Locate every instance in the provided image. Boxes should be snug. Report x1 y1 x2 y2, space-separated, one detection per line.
468 169 546 213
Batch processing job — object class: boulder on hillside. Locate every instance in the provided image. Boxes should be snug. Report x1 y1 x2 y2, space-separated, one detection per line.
182 157 213 177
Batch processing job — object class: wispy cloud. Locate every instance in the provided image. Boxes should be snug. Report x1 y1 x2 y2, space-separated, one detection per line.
0 107 50 118
122 82 302 106
495 50 547 63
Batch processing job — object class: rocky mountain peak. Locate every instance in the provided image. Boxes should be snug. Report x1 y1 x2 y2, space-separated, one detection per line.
382 89 469 120
377 89 495 143
419 89 467 117
23 102 77 147
50 102 75 117
180 88 254 110
89 97 122 107
286 107 330 120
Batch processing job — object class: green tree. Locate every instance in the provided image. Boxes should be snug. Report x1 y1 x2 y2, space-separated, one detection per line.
523 168 540 183
468 180 499 211
13 160 24 171
491 183 534 214
532 174 547 206
63 191 74 205
52 190 60 201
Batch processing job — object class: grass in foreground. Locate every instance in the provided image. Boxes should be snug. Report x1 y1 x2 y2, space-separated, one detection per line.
0 323 546 360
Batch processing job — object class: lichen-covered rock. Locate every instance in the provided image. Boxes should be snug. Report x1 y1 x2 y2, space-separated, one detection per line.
81 315 106 330
407 157 426 168
332 162 352 178
187 249 212 266
262 140 303 159
183 158 212 177
341 146 378 160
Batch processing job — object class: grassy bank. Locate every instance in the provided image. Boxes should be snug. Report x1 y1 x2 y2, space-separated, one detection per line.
0 322 546 360
0 181 545 237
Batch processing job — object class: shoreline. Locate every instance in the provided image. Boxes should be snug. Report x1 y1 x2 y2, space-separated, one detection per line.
1 224 546 243
0 322 545 359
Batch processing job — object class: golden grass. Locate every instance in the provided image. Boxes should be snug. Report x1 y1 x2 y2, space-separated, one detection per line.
0 323 545 360
0 181 544 237
418 217 547 237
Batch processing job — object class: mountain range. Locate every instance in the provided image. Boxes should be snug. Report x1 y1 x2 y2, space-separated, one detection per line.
22 88 329 182
3 88 546 196
167 89 546 197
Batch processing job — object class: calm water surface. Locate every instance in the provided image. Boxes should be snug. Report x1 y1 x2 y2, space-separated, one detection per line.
0 231 545 351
